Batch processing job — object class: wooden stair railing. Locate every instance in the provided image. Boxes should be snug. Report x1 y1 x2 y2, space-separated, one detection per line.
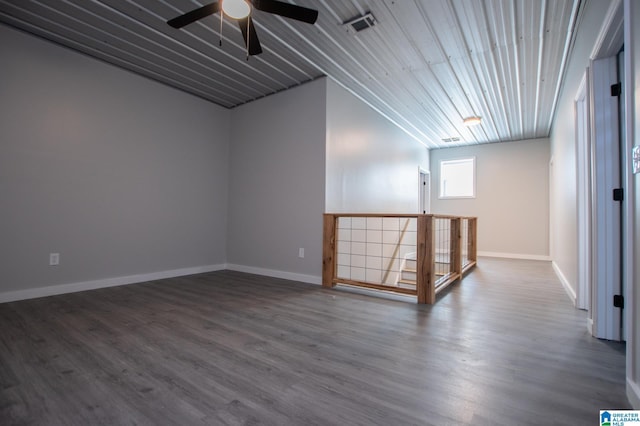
323 214 477 304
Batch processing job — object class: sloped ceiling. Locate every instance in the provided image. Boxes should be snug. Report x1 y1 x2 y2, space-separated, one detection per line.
0 0 580 148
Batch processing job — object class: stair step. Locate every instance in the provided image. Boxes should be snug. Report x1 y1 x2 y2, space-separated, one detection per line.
401 270 417 281
397 280 416 289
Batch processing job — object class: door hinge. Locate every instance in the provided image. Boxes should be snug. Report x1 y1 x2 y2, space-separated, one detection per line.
613 188 624 201
611 82 622 97
613 295 624 309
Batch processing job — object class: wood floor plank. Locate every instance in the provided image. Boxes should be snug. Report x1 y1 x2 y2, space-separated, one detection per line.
0 258 630 425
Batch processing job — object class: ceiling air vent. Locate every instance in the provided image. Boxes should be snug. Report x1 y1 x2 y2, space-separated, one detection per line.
442 137 461 143
343 12 376 34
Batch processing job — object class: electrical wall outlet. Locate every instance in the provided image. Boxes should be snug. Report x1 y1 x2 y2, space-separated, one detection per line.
49 253 60 266
298 248 305 258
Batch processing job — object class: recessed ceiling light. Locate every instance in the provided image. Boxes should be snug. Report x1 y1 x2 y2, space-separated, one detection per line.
463 116 482 126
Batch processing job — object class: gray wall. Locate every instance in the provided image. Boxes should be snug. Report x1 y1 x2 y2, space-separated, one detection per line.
549 0 613 299
226 79 327 282
430 139 550 258
325 79 430 213
0 24 230 297
0 24 431 296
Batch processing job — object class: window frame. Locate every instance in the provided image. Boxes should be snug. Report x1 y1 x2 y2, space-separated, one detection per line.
438 157 476 199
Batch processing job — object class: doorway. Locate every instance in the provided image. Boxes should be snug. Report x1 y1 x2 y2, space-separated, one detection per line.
419 169 430 214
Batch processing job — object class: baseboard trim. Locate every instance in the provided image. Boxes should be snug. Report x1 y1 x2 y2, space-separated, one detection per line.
478 251 551 261
0 264 227 304
628 378 640 409
226 263 322 286
551 261 577 306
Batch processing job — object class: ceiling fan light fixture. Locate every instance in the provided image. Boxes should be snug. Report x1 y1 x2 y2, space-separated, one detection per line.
222 0 251 19
167 0 317 57
463 116 482 127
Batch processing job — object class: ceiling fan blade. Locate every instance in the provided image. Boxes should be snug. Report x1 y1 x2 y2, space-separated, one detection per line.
167 2 220 28
238 16 263 55
251 0 318 24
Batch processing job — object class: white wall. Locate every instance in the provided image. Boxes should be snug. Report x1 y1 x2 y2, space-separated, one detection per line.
549 0 614 301
325 79 430 213
226 79 327 283
430 139 550 259
0 24 230 301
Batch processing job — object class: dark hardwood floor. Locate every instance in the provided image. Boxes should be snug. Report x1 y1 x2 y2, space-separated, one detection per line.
0 258 629 425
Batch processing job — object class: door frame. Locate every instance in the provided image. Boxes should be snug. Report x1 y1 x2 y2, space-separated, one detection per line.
575 73 591 312
419 168 430 214
622 0 638 406
588 0 625 341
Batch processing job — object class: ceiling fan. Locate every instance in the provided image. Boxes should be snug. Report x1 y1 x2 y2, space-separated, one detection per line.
167 0 319 57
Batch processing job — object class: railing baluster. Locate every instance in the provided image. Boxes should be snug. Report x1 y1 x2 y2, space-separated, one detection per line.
450 217 461 280
469 217 478 264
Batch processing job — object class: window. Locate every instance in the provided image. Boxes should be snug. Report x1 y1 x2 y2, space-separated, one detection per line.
439 157 475 198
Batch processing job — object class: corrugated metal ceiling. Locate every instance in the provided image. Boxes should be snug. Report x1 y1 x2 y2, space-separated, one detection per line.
0 0 580 148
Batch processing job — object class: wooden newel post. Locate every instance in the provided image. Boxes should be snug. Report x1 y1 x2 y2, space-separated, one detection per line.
450 217 462 280
468 217 478 263
322 214 337 288
417 215 435 304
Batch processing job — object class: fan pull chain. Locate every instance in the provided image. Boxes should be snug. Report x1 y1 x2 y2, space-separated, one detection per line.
246 18 250 60
219 11 223 47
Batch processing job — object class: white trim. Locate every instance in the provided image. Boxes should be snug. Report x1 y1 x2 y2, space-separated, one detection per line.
438 157 476 199
0 264 226 304
628 378 640 409
575 70 591 311
549 156 554 261
590 0 623 59
477 251 551 261
226 263 322 285
552 261 577 306
624 0 637 405
574 70 588 102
